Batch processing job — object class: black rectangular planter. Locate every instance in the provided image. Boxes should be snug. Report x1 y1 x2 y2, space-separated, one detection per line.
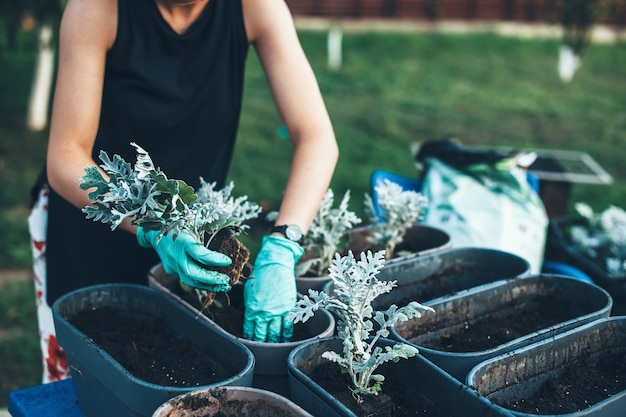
288 337 514 417
52 284 255 417
323 247 530 311
468 317 626 416
391 275 612 382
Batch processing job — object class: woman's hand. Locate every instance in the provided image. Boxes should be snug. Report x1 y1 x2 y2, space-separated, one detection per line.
137 227 232 292
243 235 304 342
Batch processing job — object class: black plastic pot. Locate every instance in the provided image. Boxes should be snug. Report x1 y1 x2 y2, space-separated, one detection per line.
148 265 335 399
544 216 626 315
297 223 452 297
324 247 530 311
390 275 613 381
346 223 452 262
152 386 313 417
287 336 514 417
52 284 255 417
467 317 626 416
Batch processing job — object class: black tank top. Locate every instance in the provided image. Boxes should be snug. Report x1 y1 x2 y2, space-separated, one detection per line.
45 0 249 304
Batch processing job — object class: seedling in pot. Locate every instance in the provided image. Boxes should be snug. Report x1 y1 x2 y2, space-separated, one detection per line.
77 142 261 306
296 188 362 277
288 250 434 401
570 202 626 279
364 178 429 259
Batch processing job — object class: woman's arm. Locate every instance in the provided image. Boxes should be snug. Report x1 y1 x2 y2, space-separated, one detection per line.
241 0 339 343
243 0 339 234
46 0 118 221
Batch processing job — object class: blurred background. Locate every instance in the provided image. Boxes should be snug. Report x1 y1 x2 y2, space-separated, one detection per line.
1 0 625 407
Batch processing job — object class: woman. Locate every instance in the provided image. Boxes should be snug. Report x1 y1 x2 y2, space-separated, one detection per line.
30 0 338 382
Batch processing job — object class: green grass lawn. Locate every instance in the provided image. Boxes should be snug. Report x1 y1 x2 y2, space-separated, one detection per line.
1 25 625 406
232 29 626 225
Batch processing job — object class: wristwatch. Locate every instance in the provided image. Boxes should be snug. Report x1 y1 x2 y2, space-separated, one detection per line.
271 224 304 244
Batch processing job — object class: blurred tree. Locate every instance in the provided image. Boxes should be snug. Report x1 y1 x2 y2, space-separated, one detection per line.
0 0 65 129
22 0 65 131
549 0 625 82
0 0 22 51
425 0 441 21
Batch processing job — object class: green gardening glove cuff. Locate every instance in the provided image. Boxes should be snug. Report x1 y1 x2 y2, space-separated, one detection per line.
137 227 232 292
243 235 304 343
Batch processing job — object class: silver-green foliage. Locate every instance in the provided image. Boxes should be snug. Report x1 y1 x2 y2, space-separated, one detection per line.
364 179 429 258
78 142 261 246
571 202 626 278
297 189 362 277
288 250 434 397
192 179 263 246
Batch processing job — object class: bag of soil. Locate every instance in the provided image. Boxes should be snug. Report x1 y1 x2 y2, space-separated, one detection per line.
415 139 548 274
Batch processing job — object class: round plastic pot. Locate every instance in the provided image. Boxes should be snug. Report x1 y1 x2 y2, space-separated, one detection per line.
346 223 453 263
152 386 313 417
149 264 335 398
390 275 613 382
52 284 255 417
296 273 332 297
297 223 452 297
467 317 626 416
287 336 514 417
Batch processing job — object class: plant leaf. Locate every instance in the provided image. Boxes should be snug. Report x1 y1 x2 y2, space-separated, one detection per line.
78 166 110 200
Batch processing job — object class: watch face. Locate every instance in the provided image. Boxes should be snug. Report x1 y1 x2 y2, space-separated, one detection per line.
285 225 303 241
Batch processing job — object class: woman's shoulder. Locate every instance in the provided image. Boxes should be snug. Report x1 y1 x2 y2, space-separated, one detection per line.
64 0 117 21
241 0 295 42
62 0 117 50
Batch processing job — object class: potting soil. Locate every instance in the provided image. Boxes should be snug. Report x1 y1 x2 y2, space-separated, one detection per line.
309 361 450 417
409 293 582 352
171 278 314 341
496 350 626 414
69 307 232 386
165 388 297 417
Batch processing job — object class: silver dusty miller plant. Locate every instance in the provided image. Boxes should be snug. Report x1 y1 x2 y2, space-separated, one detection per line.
78 142 262 304
569 202 626 279
78 142 261 245
296 189 362 277
364 178 429 259
288 250 434 399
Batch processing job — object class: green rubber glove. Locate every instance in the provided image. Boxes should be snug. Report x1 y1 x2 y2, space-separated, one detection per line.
137 227 232 292
243 235 304 343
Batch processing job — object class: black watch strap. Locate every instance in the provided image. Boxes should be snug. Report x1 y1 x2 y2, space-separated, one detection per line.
271 224 304 244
